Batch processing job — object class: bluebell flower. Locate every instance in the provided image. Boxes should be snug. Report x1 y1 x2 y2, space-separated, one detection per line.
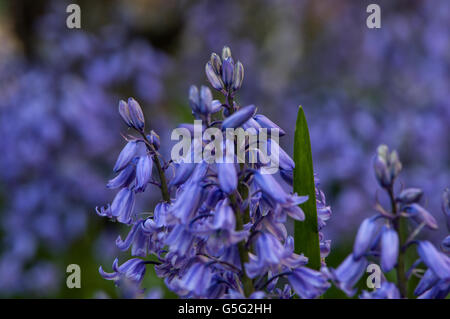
253 171 290 205
111 188 136 224
287 267 330 299
414 269 439 296
245 234 307 279
403 204 438 230
118 100 133 128
222 105 256 130
199 86 213 114
441 235 450 253
331 254 368 296
189 85 214 116
127 98 145 132
96 45 333 299
211 199 236 231
279 236 309 269
165 224 196 256
253 114 286 136
380 225 399 272
417 280 450 299
153 202 171 228
217 163 238 194
242 117 261 131
169 181 204 224
360 281 400 299
353 217 379 259
320 239 331 258
273 284 294 299
188 85 200 114
116 219 158 257
225 290 266 299
268 139 294 172
106 163 136 189
194 199 248 254
247 232 284 275
417 241 450 280
169 159 196 188
99 258 147 284
114 141 140 172
136 155 153 192
178 261 213 296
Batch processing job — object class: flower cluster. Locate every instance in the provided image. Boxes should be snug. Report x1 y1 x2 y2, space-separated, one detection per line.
325 145 450 299
97 46 332 298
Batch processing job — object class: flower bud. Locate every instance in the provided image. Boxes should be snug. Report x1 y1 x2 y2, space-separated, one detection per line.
221 57 234 89
118 100 133 127
189 85 200 113
127 98 145 131
210 100 222 113
107 164 136 189
205 62 224 91
210 52 222 74
380 226 398 272
397 188 423 204
373 155 390 187
403 203 438 229
222 46 232 60
353 217 379 259
114 141 139 172
222 104 256 130
377 144 389 161
254 114 286 136
388 150 402 180
147 130 160 150
232 61 244 91
199 86 213 114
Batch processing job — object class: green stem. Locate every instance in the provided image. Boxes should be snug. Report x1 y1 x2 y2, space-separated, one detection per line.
226 92 253 296
140 132 171 203
153 155 170 203
229 193 253 297
388 187 407 298
227 94 234 114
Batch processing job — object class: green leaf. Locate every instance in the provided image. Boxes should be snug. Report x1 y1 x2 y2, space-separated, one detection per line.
293 106 321 270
